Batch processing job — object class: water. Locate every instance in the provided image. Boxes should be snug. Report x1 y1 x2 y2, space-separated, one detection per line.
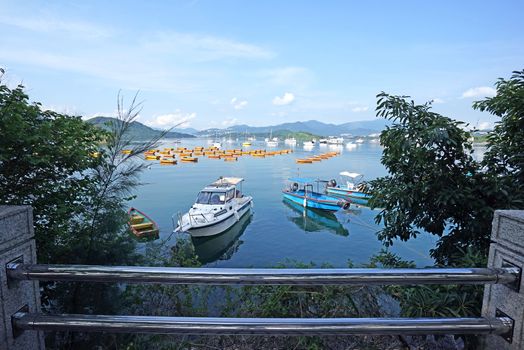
131 139 438 267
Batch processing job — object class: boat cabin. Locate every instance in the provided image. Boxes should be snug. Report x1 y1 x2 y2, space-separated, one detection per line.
195 177 244 206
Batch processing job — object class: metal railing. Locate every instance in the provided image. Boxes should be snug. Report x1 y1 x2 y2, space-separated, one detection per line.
6 262 520 340
6 263 520 285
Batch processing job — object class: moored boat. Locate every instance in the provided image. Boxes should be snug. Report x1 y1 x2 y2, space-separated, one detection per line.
282 178 350 211
128 207 159 239
325 171 372 205
175 177 253 237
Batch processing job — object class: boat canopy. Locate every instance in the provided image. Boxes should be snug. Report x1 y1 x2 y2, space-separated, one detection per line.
211 177 244 186
339 171 361 178
288 177 317 184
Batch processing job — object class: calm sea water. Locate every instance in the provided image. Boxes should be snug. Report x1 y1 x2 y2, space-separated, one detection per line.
131 138 438 267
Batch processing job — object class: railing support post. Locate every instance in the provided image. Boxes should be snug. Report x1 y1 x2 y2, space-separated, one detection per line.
482 210 524 349
0 206 44 350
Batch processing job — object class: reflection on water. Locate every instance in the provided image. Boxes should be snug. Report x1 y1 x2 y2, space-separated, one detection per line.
191 212 252 264
283 199 350 237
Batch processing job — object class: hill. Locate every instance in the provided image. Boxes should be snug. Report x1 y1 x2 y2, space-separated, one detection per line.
87 117 195 140
200 119 389 137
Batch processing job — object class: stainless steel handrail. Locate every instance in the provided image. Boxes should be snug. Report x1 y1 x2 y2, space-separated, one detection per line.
12 313 513 336
7 263 520 285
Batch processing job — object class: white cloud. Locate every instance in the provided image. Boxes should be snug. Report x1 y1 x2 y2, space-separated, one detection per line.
230 97 248 110
351 106 369 113
143 32 274 61
0 15 113 39
432 98 445 104
461 86 496 99
258 67 312 89
272 92 295 106
222 118 238 127
143 110 196 128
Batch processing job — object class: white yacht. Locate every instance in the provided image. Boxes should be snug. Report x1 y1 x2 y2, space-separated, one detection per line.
175 177 253 237
266 130 279 147
355 138 365 144
284 136 297 145
327 137 344 145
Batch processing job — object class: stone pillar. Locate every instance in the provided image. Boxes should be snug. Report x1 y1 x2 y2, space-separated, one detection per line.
482 210 524 349
0 206 44 350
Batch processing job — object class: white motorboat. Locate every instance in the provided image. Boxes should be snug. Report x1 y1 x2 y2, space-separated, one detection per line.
346 142 357 149
175 177 253 237
284 137 297 145
303 140 316 147
327 137 344 145
355 138 364 144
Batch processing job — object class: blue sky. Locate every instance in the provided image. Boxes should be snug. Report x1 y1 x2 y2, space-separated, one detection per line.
1 1 523 130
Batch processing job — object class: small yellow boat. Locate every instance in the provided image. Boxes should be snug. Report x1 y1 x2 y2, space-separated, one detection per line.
128 207 159 239
145 155 160 160
223 156 238 162
207 154 221 159
160 158 177 165
181 157 198 162
242 142 252 146
296 159 313 164
122 150 132 154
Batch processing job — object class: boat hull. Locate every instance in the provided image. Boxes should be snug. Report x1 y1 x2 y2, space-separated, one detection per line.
326 187 371 205
282 190 348 211
186 199 252 237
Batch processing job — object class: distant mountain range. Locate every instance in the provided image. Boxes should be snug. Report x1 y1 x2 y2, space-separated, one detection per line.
191 119 389 137
87 117 195 139
87 117 388 139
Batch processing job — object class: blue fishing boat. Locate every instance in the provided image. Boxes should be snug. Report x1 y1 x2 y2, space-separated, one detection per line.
282 177 350 211
325 171 372 205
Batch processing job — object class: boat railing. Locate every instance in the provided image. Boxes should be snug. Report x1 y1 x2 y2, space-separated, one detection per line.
2 206 524 349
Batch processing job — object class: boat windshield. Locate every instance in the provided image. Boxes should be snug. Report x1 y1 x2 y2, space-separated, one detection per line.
196 191 226 205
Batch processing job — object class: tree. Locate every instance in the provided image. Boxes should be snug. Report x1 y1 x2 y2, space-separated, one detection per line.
0 83 104 263
474 69 524 207
369 91 511 264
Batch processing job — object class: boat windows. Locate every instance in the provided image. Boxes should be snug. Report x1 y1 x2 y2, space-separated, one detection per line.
196 191 226 205
225 189 235 202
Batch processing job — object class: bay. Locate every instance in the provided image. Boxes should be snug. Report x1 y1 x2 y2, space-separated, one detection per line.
131 138 438 267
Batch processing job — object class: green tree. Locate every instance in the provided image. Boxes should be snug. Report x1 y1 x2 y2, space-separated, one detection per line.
474 69 524 207
369 90 511 264
0 82 103 263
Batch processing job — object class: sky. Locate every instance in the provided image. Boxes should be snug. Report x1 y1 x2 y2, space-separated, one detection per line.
1 1 523 130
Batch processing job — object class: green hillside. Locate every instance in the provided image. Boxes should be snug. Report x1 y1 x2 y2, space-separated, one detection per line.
87 117 195 140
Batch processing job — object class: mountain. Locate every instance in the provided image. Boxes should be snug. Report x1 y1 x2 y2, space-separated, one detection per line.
87 117 195 139
199 119 389 137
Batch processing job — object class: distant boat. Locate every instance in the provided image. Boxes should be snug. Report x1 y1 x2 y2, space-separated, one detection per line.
355 138 364 144
284 136 297 145
325 171 372 205
128 207 159 239
319 138 328 144
266 129 279 147
242 141 252 146
327 137 344 145
346 142 357 149
303 140 316 147
282 178 350 211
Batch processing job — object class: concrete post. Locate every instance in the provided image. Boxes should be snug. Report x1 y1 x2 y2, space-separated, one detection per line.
0 206 44 350
482 210 524 349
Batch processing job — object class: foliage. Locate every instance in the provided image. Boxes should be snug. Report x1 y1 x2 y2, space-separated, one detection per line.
474 69 524 207
0 82 103 263
368 91 512 264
